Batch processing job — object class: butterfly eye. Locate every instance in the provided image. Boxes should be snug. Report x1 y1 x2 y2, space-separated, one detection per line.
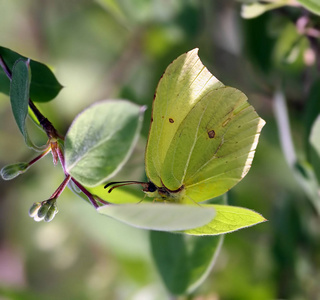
146 182 157 192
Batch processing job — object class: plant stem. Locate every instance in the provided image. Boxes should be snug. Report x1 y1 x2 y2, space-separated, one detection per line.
71 178 99 208
273 89 297 168
273 88 320 215
55 144 66 173
28 145 51 166
0 56 12 78
28 99 63 140
51 175 71 199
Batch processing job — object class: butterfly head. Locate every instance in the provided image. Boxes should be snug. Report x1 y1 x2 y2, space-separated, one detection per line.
104 181 185 202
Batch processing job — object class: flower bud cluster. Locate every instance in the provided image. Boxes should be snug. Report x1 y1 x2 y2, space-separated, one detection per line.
29 199 58 222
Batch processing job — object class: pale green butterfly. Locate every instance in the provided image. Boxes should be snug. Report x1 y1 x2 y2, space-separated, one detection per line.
105 48 265 204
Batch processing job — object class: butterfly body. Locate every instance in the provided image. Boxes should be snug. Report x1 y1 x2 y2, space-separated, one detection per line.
144 182 186 202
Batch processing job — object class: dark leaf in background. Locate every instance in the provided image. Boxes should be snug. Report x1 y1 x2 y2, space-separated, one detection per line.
243 13 276 74
150 230 223 295
0 46 63 102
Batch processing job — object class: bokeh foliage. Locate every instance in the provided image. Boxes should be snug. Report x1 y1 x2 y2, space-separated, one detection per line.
0 0 320 299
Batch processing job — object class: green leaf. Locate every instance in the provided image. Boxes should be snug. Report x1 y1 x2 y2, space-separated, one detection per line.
310 115 320 159
0 46 63 102
65 100 146 187
241 1 288 19
305 81 320 149
183 204 266 235
97 203 216 231
307 105 320 183
150 231 223 295
296 0 320 16
10 59 30 139
272 22 308 73
9 59 45 150
0 162 29 180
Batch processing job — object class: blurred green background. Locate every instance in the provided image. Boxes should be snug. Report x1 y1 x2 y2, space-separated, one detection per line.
0 0 320 299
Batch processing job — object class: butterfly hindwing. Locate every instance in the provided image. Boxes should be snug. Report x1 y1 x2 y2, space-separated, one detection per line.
161 86 265 202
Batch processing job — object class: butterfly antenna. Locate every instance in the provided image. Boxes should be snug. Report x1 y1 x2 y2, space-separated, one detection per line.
104 181 147 193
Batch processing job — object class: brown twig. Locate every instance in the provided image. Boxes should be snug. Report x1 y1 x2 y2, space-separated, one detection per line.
28 99 63 140
0 56 12 78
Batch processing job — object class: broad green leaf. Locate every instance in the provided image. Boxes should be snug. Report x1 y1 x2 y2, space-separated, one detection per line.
309 145 320 186
0 162 29 180
310 115 320 159
183 204 266 235
65 100 145 187
97 203 216 231
0 46 63 102
305 81 320 149
241 1 288 19
305 117 320 213
10 59 30 138
307 101 320 183
296 0 320 15
150 231 223 295
9 59 44 150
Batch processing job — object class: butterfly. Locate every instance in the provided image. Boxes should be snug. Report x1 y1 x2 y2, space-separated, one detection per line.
105 48 265 204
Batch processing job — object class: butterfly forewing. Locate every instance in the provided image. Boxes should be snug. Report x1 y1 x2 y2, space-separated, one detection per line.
145 48 223 187
161 87 265 202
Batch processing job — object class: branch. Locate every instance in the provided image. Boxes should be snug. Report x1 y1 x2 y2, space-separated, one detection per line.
0 56 12 78
28 99 62 140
